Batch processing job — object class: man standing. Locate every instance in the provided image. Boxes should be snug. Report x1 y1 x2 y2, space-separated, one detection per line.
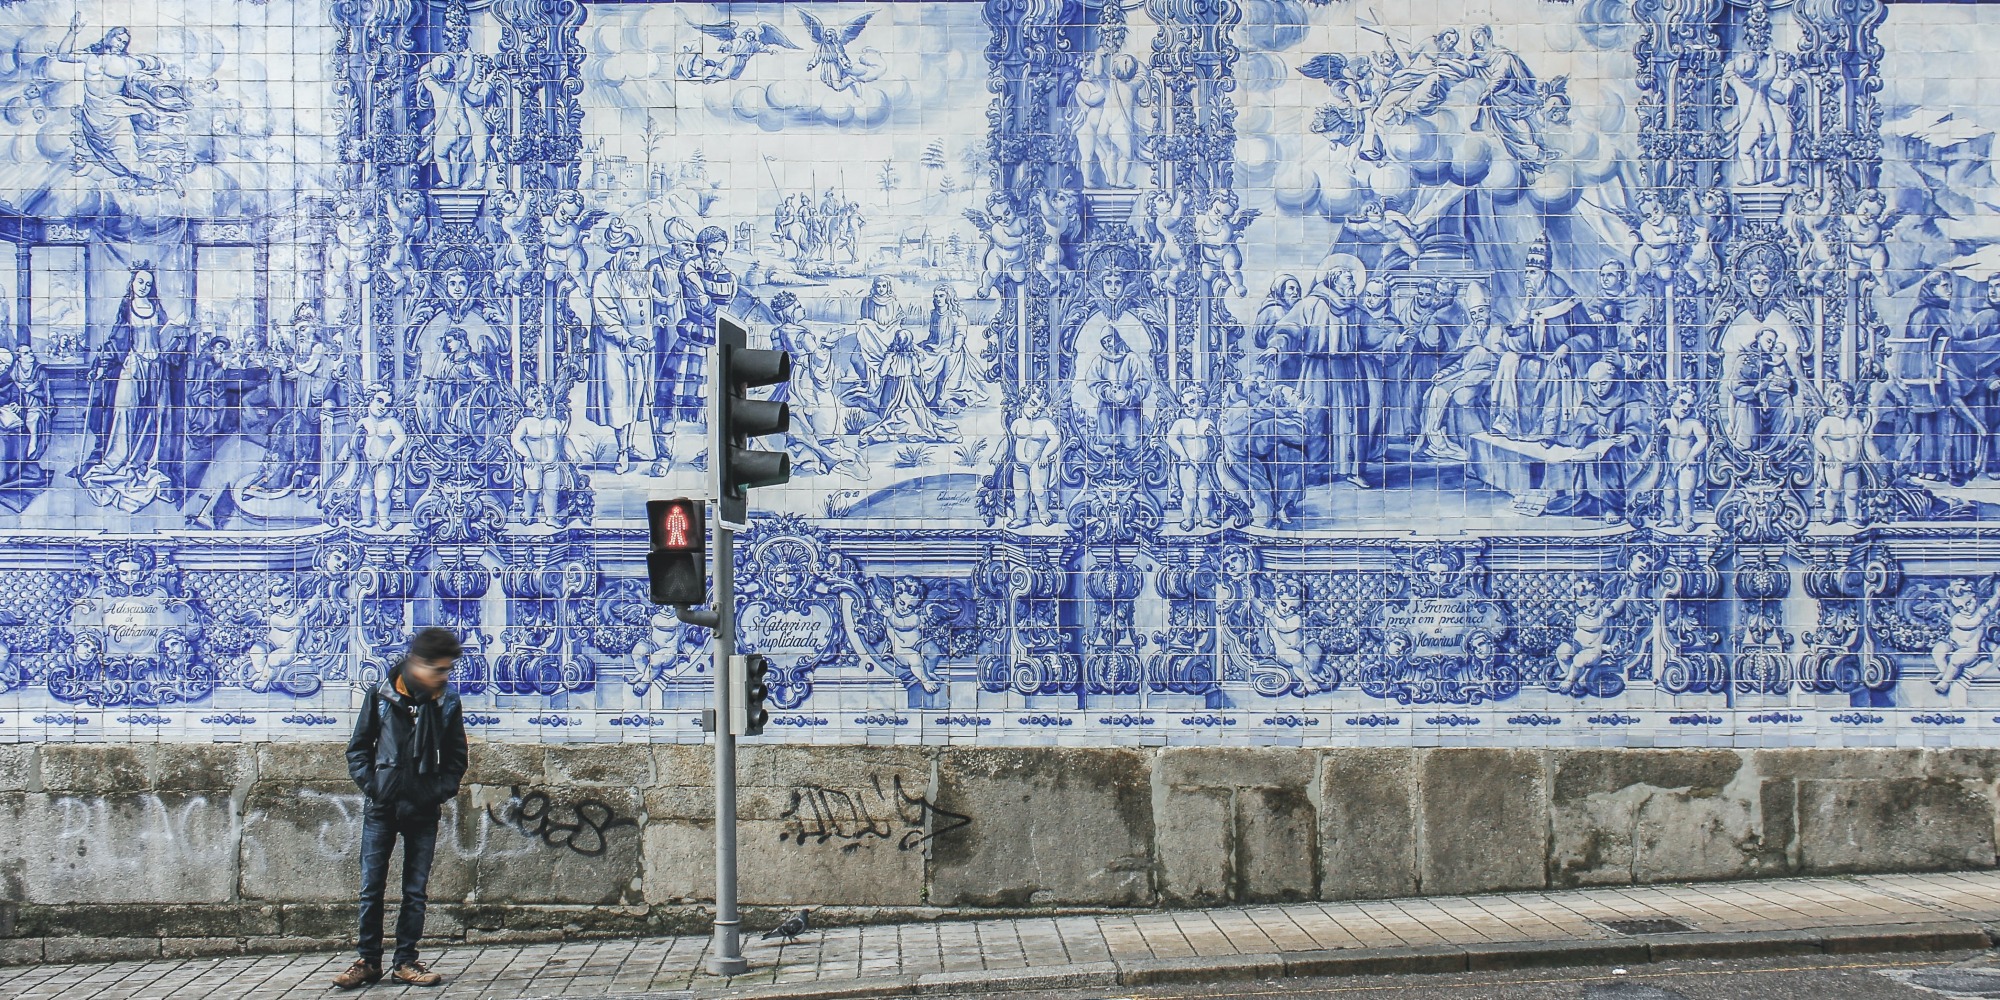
1271 257 1369 487
588 223 655 474
334 627 469 990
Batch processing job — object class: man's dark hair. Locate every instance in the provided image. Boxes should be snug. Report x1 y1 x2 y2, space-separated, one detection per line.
408 627 462 662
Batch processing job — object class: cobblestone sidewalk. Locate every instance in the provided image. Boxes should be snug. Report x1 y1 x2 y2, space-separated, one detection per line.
7 871 2000 1000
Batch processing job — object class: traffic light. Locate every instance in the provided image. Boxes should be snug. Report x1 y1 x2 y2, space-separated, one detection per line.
731 654 769 736
715 316 791 527
645 497 706 606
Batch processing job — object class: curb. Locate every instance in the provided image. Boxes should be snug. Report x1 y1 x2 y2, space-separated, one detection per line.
682 919 1996 999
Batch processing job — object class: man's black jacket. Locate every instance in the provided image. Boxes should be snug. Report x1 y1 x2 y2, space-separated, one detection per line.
346 661 468 821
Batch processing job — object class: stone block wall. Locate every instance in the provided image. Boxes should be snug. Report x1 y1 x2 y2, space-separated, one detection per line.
2 743 1995 963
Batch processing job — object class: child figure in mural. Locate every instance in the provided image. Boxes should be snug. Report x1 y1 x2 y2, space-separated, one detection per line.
510 384 567 527
1259 578 1325 694
1554 578 1641 694
1811 383 1872 525
242 579 328 694
1166 384 1218 531
873 577 943 694
339 385 408 532
1659 388 1710 533
1007 387 1063 527
631 607 709 695
1932 577 2000 695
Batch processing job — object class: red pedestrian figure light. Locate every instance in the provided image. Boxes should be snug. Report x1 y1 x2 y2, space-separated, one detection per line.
647 499 706 604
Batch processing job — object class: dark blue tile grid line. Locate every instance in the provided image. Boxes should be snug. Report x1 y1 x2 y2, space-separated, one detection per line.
0 0 1995 748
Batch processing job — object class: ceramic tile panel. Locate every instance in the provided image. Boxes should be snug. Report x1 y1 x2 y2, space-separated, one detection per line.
0 0 1990 747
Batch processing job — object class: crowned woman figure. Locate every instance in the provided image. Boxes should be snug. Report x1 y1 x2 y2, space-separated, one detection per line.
82 262 188 511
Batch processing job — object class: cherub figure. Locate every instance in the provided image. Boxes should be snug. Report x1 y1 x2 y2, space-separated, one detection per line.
1166 383 1218 531
544 192 609 325
1194 191 1258 297
631 608 708 695
1137 190 1190 290
964 193 1030 298
1630 192 1681 285
1343 198 1422 270
1660 388 1709 532
1554 578 1640 694
1008 387 1064 527
511 383 566 527
1686 188 1733 293
1791 186 1841 292
242 580 329 694
1843 189 1897 292
1811 382 1872 525
677 16 799 83
381 189 429 294
1035 187 1082 286
541 190 588 287
874 577 943 693
493 188 539 295
1260 578 1323 691
343 385 407 531
325 193 377 314
1932 576 2000 694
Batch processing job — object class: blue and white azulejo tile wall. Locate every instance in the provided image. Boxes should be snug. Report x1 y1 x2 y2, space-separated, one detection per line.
1 0 1998 748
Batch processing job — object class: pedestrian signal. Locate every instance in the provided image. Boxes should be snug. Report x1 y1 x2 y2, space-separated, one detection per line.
646 498 706 606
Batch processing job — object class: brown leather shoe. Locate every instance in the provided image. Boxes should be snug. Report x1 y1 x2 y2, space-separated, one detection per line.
332 959 381 990
391 961 444 987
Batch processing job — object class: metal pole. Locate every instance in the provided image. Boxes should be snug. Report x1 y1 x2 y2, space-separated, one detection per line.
706 521 745 976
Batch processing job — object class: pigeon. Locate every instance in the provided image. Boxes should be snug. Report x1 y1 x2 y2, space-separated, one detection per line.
761 908 812 942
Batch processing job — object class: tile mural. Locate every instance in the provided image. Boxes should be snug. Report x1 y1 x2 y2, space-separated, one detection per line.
0 0 1996 747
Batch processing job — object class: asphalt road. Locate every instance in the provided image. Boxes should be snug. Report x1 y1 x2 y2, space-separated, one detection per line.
933 950 2000 1000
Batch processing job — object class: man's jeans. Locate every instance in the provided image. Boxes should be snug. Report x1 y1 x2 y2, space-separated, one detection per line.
356 809 440 968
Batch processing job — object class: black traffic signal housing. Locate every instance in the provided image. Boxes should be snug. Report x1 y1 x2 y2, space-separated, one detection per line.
645 498 706 606
733 654 769 736
716 316 792 527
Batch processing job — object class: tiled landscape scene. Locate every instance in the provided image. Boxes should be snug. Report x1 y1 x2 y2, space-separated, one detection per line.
0 0 1995 747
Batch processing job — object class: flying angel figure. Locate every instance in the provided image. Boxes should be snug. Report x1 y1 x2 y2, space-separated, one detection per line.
677 16 800 83
798 10 881 92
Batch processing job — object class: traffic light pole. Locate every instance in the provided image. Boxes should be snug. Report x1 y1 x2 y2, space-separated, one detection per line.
705 522 746 977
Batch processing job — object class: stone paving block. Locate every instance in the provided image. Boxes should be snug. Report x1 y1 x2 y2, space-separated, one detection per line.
1819 921 1993 954
1282 944 1467 977
1463 937 1648 971
1120 952 1286 986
